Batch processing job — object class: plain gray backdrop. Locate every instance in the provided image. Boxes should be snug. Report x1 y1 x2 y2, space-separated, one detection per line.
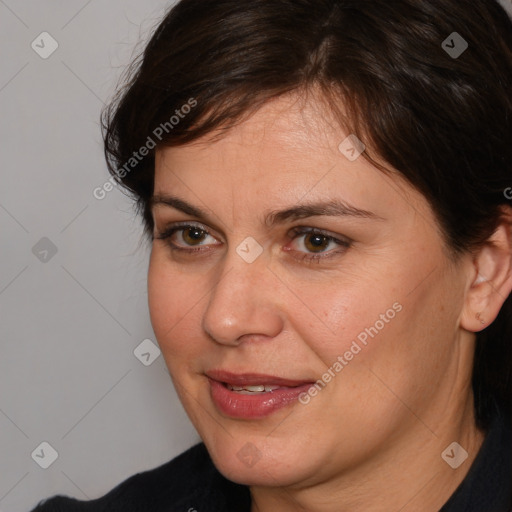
0 2 201 511
1 1 512 511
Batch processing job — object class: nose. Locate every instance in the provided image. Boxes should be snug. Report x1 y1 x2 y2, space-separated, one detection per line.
201 251 285 346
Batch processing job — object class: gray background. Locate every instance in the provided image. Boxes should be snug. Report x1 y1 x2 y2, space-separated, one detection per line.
0 2 200 511
1 1 512 511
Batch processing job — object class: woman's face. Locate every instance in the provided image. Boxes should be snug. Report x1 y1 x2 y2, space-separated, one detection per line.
148 94 475 488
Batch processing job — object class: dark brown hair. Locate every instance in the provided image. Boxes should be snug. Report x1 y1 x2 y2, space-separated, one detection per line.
102 0 512 430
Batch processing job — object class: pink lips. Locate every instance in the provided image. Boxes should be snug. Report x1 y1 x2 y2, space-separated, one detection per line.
206 370 315 419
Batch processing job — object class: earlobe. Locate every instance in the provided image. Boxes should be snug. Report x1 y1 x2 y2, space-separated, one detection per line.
475 312 485 325
460 211 512 333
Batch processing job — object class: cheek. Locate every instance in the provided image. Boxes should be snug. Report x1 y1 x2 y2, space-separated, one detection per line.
297 262 441 389
147 251 204 355
290 274 401 357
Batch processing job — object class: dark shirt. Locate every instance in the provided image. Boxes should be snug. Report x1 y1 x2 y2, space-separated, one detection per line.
439 406 512 512
30 409 512 512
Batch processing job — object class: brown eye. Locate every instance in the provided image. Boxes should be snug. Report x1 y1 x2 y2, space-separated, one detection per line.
155 223 219 251
304 234 330 253
182 227 208 245
287 226 352 262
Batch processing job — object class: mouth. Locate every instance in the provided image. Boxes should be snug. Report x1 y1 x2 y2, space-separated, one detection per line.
206 370 315 418
224 383 282 394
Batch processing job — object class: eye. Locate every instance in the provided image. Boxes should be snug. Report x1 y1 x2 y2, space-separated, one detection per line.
154 222 220 252
154 222 351 262
287 227 351 262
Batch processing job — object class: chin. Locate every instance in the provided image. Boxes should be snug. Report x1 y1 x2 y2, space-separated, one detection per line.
204 435 318 488
215 457 307 488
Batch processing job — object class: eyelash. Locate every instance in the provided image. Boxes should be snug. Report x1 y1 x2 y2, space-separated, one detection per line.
154 222 351 263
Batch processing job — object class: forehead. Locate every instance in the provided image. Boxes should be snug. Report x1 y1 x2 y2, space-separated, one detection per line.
157 97 343 194
157 93 342 164
152 94 434 233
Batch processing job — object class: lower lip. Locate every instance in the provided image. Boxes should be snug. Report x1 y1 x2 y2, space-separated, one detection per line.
208 378 314 419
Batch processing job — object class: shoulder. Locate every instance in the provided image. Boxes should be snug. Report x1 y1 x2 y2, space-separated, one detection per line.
30 443 251 512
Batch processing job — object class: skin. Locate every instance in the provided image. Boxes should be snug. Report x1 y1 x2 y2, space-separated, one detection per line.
147 93 512 512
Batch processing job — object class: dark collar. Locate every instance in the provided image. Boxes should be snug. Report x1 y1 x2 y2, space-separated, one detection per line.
439 407 512 512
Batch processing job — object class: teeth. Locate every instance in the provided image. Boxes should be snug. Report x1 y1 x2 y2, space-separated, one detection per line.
226 384 280 393
245 385 265 392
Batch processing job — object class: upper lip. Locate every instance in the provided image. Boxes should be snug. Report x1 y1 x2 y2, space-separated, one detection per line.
206 369 314 387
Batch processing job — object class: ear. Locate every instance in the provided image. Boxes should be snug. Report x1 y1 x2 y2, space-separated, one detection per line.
460 206 512 333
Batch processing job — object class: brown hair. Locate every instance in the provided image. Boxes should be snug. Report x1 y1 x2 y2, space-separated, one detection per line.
102 0 512 429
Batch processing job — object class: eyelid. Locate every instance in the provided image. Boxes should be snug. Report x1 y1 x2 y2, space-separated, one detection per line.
288 226 351 245
155 221 220 240
155 222 348 242
285 226 351 260
154 221 222 253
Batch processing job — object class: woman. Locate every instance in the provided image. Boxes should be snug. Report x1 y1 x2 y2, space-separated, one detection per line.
32 0 512 510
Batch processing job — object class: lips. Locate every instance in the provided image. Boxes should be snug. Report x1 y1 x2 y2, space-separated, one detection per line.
206 369 315 419
206 369 313 388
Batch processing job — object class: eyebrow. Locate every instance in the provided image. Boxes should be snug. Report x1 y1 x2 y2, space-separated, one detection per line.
150 194 383 227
